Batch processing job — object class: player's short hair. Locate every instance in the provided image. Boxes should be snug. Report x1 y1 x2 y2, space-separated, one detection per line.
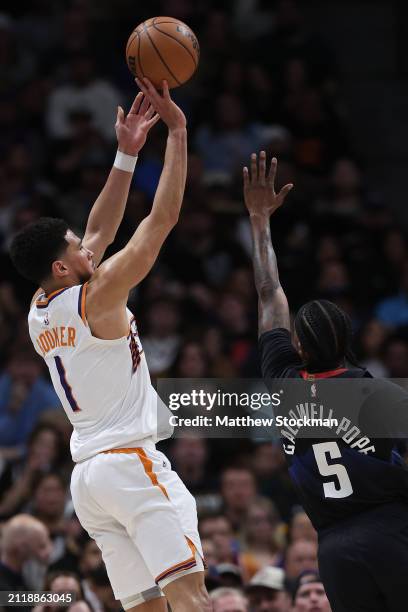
9 217 69 284
294 299 358 370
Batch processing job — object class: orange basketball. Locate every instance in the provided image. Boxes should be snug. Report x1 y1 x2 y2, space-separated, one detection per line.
126 17 200 89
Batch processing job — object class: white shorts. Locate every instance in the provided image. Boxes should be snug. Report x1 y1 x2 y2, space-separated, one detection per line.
70 443 203 606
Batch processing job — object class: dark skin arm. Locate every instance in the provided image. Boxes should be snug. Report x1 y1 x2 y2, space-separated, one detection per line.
243 151 293 337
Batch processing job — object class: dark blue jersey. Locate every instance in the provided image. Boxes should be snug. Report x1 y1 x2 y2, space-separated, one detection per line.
259 328 408 531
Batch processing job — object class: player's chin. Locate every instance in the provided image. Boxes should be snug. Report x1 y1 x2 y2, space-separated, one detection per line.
79 267 94 283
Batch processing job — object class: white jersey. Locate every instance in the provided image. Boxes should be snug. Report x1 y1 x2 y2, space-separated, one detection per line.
28 284 172 462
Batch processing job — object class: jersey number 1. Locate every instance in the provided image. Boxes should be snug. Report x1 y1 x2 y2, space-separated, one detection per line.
312 441 353 499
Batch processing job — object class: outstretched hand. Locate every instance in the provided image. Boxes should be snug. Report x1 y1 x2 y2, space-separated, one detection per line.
115 92 160 156
135 77 187 132
243 151 293 218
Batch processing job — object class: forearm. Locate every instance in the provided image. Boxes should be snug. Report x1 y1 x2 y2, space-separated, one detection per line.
151 128 187 226
85 166 133 246
250 214 281 295
250 214 290 333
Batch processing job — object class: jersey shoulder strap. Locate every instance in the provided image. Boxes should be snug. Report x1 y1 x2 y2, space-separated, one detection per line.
34 284 87 321
29 284 89 358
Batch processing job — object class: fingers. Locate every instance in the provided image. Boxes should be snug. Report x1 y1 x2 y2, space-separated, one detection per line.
128 92 143 115
268 156 277 185
243 166 249 189
138 95 150 116
144 105 156 121
135 77 148 96
147 113 161 129
277 183 294 204
115 106 125 126
250 153 258 183
259 150 266 185
162 80 170 100
135 77 162 105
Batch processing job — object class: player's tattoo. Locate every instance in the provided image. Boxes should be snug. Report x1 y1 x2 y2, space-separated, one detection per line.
251 215 290 335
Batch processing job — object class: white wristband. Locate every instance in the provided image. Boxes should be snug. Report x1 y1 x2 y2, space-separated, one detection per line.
114 150 138 173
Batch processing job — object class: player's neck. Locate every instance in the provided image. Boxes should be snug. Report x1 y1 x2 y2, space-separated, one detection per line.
42 278 76 296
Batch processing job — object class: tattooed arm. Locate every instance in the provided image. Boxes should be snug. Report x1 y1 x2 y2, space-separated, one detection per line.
243 151 293 337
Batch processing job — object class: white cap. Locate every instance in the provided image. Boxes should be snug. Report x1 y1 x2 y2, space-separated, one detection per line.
247 567 285 591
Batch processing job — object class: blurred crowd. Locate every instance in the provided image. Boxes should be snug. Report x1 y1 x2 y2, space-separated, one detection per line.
0 0 407 610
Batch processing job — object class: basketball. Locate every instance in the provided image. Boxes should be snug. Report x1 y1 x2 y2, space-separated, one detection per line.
126 17 200 89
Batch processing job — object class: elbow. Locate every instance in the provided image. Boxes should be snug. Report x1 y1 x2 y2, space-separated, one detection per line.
152 209 179 229
104 233 115 247
167 210 180 227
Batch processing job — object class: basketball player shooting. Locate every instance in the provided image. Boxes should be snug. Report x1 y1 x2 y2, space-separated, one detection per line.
245 151 408 612
10 79 210 612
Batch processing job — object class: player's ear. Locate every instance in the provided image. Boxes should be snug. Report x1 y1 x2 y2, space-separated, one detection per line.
52 259 69 279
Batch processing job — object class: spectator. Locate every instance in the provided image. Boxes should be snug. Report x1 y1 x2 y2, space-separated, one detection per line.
381 335 408 378
142 298 181 376
291 570 332 612
284 540 318 581
46 570 83 597
213 564 244 589
220 467 258 532
171 341 210 378
169 437 212 494
0 347 60 451
47 52 121 142
288 510 317 545
203 326 238 377
202 538 217 567
210 586 248 612
0 423 65 519
250 442 298 521
33 570 84 612
0 514 51 592
319 158 364 217
199 515 237 565
240 498 282 577
86 566 120 612
30 473 72 566
245 567 291 612
357 319 389 377
78 539 104 612
194 93 261 183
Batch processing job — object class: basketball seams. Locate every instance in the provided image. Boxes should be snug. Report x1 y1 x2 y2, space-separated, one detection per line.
137 30 143 79
152 18 189 26
126 31 138 57
152 24 198 68
143 22 181 86
127 30 142 78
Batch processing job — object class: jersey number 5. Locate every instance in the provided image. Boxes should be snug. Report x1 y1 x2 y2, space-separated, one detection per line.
312 441 353 499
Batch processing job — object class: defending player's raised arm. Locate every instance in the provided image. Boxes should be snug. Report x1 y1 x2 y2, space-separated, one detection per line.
87 80 187 314
82 92 160 266
244 152 293 337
